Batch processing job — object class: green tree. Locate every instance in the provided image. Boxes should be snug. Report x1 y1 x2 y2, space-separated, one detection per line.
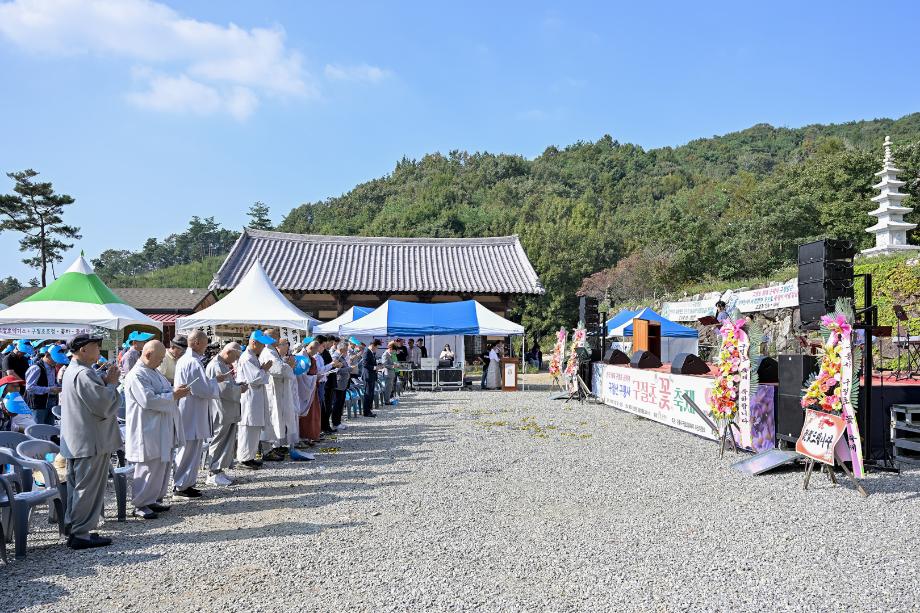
247 201 273 230
0 169 81 286
0 276 22 301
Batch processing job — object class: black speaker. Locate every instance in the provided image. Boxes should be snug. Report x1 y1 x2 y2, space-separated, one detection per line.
756 357 778 383
799 300 840 329
776 354 819 443
797 260 854 284
797 279 854 304
604 347 630 365
578 296 600 326
797 239 855 265
776 394 807 442
670 353 709 375
630 350 662 369
778 354 819 396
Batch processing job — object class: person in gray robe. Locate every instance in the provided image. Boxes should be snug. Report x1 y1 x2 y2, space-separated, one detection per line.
172 330 223 497
59 334 121 550
205 342 244 487
236 331 273 468
124 341 189 519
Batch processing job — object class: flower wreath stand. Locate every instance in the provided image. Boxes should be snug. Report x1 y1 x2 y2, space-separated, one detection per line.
709 312 762 458
549 327 567 391
798 301 868 497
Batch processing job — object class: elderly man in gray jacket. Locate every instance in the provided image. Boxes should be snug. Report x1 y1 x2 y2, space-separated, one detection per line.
124 340 190 519
59 334 121 550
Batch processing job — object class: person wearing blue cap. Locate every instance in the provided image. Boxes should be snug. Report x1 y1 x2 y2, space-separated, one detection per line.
120 331 155 382
25 343 65 425
260 330 298 461
236 331 274 468
3 339 34 381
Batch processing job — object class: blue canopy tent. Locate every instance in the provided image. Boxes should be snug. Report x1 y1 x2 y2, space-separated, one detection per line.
340 299 527 387
340 299 524 337
605 309 638 337
606 307 699 362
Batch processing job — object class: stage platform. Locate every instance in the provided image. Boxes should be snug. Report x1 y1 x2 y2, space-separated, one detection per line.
592 361 920 460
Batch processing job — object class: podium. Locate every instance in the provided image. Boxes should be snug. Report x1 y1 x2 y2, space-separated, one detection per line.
500 357 519 391
632 319 661 360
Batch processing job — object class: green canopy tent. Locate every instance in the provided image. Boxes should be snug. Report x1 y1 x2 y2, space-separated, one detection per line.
0 255 161 339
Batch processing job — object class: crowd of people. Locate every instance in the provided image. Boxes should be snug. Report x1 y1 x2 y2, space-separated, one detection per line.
0 330 393 551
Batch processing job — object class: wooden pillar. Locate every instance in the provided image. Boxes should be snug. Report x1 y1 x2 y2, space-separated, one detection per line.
335 292 349 316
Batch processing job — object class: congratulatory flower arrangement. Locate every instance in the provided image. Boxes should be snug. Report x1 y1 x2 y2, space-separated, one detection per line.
549 327 566 377
710 312 761 423
801 304 861 415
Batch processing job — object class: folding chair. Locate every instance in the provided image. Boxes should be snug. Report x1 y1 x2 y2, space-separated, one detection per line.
0 432 33 492
0 447 65 560
24 424 61 443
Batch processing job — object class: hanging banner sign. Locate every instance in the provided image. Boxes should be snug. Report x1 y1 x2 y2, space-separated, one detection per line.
662 280 799 322
0 324 106 339
730 279 799 313
796 409 847 465
661 293 720 322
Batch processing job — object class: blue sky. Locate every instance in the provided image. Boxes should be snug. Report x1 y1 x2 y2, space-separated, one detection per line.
1 0 918 284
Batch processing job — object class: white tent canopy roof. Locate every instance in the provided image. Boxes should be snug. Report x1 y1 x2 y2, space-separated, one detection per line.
176 261 318 332
314 305 374 334
0 256 161 333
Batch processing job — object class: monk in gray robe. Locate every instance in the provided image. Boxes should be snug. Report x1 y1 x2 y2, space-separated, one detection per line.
124 341 190 519
173 330 223 497
205 342 244 486
59 333 121 550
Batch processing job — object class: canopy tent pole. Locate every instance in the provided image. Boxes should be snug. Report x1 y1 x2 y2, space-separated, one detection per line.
522 329 526 391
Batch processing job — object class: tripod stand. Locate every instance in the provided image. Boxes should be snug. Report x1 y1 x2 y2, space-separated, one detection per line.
564 365 596 405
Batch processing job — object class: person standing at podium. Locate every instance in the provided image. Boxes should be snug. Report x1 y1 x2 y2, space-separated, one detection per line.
715 301 730 324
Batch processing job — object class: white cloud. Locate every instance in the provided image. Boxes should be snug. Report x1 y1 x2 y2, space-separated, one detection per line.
0 0 315 119
324 63 390 83
125 73 258 120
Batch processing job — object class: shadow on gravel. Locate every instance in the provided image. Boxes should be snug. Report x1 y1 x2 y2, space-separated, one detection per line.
5 552 164 611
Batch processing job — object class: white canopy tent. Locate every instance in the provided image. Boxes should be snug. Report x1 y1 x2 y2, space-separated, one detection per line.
176 262 319 333
0 256 161 338
314 306 375 335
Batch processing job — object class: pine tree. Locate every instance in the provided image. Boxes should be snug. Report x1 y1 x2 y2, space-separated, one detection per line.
0 169 82 286
247 201 272 230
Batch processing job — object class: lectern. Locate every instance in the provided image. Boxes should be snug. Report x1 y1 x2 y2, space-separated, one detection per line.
500 357 518 391
632 319 661 360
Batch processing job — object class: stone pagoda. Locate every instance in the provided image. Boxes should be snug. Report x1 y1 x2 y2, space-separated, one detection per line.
862 136 919 256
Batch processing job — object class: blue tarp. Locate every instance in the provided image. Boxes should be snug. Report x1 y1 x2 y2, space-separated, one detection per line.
609 307 698 338
605 309 638 336
339 299 524 336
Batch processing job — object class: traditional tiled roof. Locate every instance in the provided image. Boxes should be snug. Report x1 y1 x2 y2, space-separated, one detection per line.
210 229 545 295
0 287 212 312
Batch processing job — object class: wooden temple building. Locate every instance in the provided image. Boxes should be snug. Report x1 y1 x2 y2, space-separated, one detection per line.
209 229 544 321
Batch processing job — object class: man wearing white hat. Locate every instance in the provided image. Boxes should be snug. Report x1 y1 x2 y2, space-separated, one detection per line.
235 331 274 469
172 330 224 497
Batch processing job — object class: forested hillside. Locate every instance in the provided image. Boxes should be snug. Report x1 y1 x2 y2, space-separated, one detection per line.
277 113 920 339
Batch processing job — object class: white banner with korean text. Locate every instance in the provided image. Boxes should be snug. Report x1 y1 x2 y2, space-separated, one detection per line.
662 280 799 322
592 363 722 442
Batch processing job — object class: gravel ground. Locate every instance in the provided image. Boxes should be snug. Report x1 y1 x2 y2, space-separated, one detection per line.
5 389 920 612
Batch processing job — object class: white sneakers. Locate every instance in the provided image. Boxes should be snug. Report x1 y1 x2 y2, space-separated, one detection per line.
206 472 233 487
